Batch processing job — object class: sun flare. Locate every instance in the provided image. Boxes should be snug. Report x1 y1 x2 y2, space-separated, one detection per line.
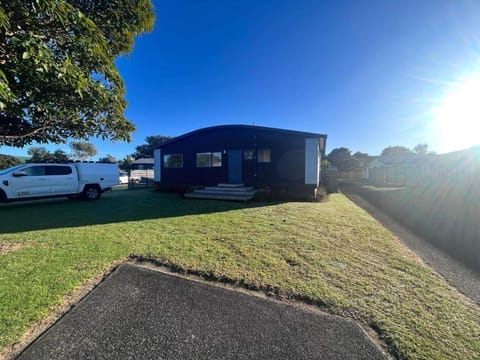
433 74 480 151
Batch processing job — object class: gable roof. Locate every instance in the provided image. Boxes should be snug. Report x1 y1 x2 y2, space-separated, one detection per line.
133 158 154 164
155 124 327 149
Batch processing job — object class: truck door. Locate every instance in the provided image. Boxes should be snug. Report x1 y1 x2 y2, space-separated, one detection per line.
47 165 77 195
10 165 51 198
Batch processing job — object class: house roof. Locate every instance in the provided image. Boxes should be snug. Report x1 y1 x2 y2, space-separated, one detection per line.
133 158 154 164
154 124 327 149
369 155 432 168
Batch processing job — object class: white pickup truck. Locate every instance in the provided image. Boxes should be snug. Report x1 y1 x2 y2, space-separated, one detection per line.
0 162 119 202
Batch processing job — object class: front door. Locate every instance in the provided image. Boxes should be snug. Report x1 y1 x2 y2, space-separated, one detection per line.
228 150 242 184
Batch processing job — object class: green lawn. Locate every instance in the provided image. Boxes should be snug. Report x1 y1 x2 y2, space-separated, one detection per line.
0 188 479 359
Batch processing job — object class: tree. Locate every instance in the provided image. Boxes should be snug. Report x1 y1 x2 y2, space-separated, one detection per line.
327 147 353 171
413 144 435 155
70 141 97 160
27 146 51 162
381 146 413 156
0 154 21 170
118 155 134 171
0 1 154 147
27 146 71 162
98 154 116 163
353 151 369 161
133 135 172 159
52 149 69 162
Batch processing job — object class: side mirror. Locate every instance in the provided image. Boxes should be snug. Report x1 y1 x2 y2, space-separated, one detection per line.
12 171 27 177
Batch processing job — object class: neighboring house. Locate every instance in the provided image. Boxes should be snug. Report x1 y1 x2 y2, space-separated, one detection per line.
368 155 430 186
367 147 480 188
424 147 480 189
132 158 154 170
130 158 154 182
338 159 371 180
153 125 327 194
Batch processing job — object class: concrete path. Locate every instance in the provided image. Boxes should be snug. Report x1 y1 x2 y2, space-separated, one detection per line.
18 264 386 360
341 188 480 305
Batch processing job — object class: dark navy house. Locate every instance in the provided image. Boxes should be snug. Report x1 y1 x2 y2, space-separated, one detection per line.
153 125 327 194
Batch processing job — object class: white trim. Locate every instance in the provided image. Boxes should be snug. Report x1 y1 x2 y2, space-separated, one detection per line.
153 149 161 182
305 138 320 185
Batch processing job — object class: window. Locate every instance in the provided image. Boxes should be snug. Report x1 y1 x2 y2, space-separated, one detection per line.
211 152 222 167
257 149 271 163
46 166 72 175
164 154 183 168
244 150 254 160
196 152 223 167
23 166 46 176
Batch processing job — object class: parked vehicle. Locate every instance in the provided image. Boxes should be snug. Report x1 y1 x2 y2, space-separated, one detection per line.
0 162 119 202
119 171 129 184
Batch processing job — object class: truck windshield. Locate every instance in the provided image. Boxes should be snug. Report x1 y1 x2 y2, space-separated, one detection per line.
0 165 25 175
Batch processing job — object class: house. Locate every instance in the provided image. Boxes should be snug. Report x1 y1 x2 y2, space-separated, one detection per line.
424 147 480 189
130 158 154 182
153 125 327 197
368 155 430 186
132 158 154 170
367 148 480 188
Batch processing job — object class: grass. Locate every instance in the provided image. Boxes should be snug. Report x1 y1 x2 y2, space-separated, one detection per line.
0 188 479 359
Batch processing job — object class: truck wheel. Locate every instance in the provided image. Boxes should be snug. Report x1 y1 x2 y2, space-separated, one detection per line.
0 190 7 202
83 185 101 200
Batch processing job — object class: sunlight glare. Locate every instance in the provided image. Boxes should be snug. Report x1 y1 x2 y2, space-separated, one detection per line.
434 74 480 151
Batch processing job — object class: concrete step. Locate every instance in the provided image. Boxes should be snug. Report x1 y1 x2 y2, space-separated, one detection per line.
217 183 245 188
193 190 256 198
184 191 255 202
204 186 255 192
184 183 257 202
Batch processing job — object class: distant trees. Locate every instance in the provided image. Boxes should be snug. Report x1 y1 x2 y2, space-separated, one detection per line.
381 146 413 156
27 146 68 162
98 154 117 163
327 147 374 171
0 154 21 170
25 144 117 164
70 142 97 161
327 147 353 171
132 135 171 159
413 144 435 155
381 144 435 156
353 151 369 161
118 156 134 171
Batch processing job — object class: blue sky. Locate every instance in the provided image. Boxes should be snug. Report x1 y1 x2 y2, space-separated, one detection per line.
3 0 480 159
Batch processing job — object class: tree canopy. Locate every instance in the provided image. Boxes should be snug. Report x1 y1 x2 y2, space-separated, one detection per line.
0 0 154 147
0 153 21 170
133 135 171 159
98 154 117 163
27 146 68 162
413 143 435 155
381 146 413 156
118 155 134 171
327 147 353 171
70 141 97 160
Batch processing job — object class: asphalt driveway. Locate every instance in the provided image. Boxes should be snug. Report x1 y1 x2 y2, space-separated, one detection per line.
18 264 386 360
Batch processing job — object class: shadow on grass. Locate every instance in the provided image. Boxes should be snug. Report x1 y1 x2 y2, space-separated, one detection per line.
339 181 480 273
0 188 276 234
